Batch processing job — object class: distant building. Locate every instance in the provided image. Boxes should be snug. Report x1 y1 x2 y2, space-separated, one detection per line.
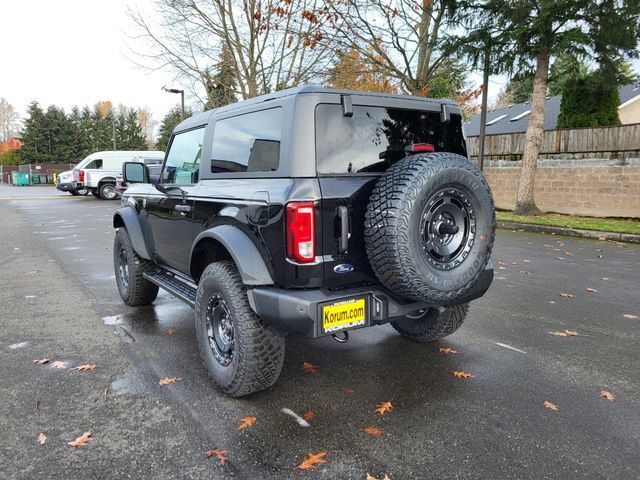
464 77 640 136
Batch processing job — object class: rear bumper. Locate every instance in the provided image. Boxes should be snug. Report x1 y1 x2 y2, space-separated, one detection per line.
248 265 493 338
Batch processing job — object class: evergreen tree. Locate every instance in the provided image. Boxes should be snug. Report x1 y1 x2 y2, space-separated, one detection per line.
548 54 590 96
204 47 238 110
465 0 640 215
119 108 147 150
43 105 74 162
156 107 191 151
557 72 621 128
20 101 48 163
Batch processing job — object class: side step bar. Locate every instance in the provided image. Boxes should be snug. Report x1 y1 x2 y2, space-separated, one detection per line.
143 270 197 308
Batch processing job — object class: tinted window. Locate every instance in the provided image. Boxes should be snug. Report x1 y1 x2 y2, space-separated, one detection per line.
315 104 467 174
162 127 205 184
211 108 281 173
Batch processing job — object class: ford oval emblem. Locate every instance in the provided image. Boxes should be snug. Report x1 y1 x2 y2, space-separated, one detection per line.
334 263 354 274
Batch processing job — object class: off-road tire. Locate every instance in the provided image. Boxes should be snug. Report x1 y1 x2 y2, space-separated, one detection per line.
365 152 495 303
113 228 159 305
195 261 285 397
391 303 469 342
99 182 118 200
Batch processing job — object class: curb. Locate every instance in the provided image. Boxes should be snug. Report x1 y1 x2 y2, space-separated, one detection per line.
497 221 640 244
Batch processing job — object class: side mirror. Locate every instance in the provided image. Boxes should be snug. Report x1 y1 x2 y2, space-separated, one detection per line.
123 162 148 184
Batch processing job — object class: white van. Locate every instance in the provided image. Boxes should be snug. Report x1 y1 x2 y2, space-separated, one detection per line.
73 151 164 200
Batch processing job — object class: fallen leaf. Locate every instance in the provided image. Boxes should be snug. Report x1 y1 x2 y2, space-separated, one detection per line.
374 401 394 416
68 431 93 447
158 376 182 385
563 252 573 256
439 347 458 354
9 342 28 349
497 261 505 266
452 371 475 379
33 358 50 365
600 390 616 401
164 327 177 335
102 386 109 397
37 433 47 445
366 475 391 480
238 416 257 430
554 256 564 260
342 386 355 394
623 314 638 319
480 234 486 241
301 361 318 374
519 270 532 275
26 270 38 275
549 330 577 337
549 301 556 304
50 361 68 369
543 401 559 411
523 259 530 263
70 364 96 372
294 452 328 470
205 448 228 465
498 266 506 270
601 277 609 281
559 293 574 298
586 288 598 293
511 261 518 265
597 236 607 241
303 409 315 422
363 426 382 436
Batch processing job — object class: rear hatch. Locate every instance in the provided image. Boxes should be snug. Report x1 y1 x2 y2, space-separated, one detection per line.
315 102 467 290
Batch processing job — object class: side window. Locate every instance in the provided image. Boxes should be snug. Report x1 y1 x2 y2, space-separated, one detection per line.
211 107 282 173
162 127 205 184
86 159 103 169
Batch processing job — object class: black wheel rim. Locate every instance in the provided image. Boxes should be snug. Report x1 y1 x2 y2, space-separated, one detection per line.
117 245 130 291
420 187 476 271
206 294 234 366
102 185 116 199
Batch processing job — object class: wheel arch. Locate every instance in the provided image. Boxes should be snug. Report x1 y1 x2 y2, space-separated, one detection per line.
113 207 151 260
190 225 274 286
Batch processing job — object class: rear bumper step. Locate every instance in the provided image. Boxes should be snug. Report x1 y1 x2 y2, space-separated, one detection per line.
143 270 197 307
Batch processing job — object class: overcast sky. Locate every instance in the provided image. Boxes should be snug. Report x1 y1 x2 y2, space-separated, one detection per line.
0 0 179 123
1 1 639 132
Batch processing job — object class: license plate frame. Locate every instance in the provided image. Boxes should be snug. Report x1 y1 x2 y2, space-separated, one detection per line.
320 296 368 334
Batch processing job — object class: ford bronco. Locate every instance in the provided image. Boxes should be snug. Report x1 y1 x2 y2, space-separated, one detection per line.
113 86 495 397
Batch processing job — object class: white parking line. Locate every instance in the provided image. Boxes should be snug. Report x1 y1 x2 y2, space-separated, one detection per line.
496 342 527 354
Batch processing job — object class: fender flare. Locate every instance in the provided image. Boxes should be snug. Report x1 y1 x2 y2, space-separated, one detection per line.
113 207 151 260
191 225 274 286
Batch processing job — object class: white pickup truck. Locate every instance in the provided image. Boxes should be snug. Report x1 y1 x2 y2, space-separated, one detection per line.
73 151 164 200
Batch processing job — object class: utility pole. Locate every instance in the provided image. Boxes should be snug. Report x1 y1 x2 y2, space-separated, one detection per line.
477 44 490 172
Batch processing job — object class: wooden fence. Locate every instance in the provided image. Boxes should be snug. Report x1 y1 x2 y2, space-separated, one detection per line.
467 123 640 157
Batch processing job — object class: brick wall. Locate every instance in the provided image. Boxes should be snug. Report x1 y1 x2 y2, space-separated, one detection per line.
484 165 640 218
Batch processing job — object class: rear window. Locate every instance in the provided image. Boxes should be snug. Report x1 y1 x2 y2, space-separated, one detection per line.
315 104 467 174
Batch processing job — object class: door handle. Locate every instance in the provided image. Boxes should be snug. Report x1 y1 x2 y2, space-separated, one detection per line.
338 206 349 253
175 204 192 213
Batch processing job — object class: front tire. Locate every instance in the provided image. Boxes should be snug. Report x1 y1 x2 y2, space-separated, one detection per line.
113 228 159 305
195 261 285 397
391 303 469 342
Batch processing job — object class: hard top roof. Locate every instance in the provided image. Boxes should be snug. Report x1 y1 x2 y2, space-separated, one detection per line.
175 85 459 131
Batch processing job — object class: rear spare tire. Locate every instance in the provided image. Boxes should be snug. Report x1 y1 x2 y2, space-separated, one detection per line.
365 152 495 303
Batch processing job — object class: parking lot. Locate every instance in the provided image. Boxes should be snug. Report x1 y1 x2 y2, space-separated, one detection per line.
1 184 639 479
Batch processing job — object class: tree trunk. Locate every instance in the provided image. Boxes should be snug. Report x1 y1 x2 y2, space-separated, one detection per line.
515 49 550 215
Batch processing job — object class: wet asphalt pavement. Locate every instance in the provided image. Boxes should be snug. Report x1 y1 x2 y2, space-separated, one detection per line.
1 184 639 480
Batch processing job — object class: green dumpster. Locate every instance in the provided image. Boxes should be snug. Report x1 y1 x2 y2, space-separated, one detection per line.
11 171 29 186
32 175 40 184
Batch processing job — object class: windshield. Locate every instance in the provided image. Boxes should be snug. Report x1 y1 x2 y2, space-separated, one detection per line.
75 156 93 169
315 104 467 174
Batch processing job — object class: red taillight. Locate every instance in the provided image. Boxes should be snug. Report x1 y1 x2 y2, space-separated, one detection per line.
286 202 315 264
408 143 435 153
78 170 85 182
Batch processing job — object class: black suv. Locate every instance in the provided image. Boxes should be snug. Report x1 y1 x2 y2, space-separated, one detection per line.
113 86 495 397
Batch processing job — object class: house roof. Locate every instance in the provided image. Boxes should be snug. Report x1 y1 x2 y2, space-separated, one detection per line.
464 77 640 136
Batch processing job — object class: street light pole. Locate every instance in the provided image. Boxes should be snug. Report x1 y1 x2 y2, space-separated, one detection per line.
163 86 185 121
